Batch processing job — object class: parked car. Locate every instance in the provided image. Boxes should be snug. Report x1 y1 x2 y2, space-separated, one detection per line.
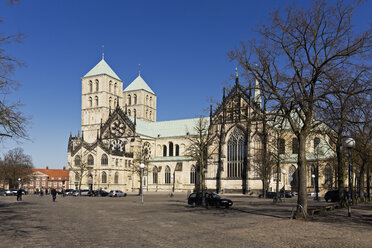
0 188 6 196
280 190 294 198
109 190 127 197
72 189 90 196
65 189 74 195
307 192 322 198
258 191 277 198
324 190 347 202
188 192 233 208
90 190 109 197
5 189 17 196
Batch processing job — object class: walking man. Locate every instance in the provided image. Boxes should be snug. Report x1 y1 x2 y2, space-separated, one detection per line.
51 188 57 202
17 188 23 201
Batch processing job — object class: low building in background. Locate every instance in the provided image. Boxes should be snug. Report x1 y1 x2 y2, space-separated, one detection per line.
23 167 69 194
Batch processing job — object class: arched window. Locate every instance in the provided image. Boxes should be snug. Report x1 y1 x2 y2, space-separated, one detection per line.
114 83 117 94
146 95 149 105
150 96 152 106
227 128 246 178
190 165 196 184
88 155 94 166
89 97 92 107
169 142 174 156
150 111 152 120
109 97 112 108
114 172 119 184
109 81 112 92
95 96 98 106
102 172 107 183
101 154 108 165
163 145 167 157
134 94 137 104
115 159 118 166
175 145 180 156
128 109 131 116
89 81 93 93
146 109 148 118
134 109 136 117
292 138 298 154
74 155 81 166
278 138 285 154
95 79 99 91
165 166 171 184
314 137 320 152
153 166 158 184
75 173 79 182
114 98 117 107
128 94 131 105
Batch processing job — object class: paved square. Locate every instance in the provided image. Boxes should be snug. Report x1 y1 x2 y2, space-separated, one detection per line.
0 193 371 248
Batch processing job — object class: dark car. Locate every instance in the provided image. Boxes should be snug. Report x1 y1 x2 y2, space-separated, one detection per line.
92 190 109 197
259 191 277 198
324 190 348 202
188 192 233 208
280 190 294 198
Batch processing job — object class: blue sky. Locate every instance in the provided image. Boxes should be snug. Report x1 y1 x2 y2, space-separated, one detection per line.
1 0 370 169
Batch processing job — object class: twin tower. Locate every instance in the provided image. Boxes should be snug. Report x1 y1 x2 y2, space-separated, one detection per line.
81 57 157 143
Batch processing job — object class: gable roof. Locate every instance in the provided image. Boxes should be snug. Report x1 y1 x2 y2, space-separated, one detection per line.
32 169 69 180
124 75 155 94
83 59 121 81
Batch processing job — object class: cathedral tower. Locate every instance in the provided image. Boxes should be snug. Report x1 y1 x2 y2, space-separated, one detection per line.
123 71 157 122
81 57 123 142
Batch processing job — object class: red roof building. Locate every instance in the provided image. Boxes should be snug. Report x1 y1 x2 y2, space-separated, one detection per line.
23 167 69 194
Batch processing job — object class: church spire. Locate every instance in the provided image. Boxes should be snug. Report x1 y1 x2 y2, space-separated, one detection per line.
235 66 239 85
254 78 262 109
102 45 104 60
138 64 141 76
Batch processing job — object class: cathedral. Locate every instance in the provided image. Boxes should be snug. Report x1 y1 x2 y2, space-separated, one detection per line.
67 56 335 194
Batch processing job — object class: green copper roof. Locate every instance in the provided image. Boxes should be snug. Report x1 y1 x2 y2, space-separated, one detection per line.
124 75 155 94
83 59 121 81
130 117 209 138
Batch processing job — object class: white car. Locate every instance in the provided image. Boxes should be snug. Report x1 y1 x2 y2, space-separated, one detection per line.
109 190 127 197
307 192 322 197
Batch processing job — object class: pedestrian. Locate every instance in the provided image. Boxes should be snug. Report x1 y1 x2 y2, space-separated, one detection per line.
51 188 57 202
40 189 44 197
45 188 48 195
17 188 23 201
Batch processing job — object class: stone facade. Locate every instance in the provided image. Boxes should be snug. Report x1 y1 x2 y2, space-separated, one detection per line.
68 58 336 195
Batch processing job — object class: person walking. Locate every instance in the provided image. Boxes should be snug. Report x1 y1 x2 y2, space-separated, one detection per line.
17 188 23 201
51 188 57 202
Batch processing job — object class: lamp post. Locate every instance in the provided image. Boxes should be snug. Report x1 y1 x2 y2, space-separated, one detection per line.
139 163 145 204
311 174 316 198
18 178 21 189
343 137 355 217
282 169 286 198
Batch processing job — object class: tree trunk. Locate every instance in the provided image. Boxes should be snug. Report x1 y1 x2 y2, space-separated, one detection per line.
297 134 308 217
366 165 371 202
274 160 280 203
261 180 266 198
359 161 365 202
336 144 346 204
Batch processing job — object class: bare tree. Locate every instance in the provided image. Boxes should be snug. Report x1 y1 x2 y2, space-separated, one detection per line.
133 141 151 195
0 148 33 188
229 0 371 217
186 117 217 207
0 2 28 142
68 154 91 196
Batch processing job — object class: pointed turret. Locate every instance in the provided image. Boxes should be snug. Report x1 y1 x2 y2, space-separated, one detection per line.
254 79 262 109
83 58 121 81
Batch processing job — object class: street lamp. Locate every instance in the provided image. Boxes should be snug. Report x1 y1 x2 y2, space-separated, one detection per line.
282 169 286 199
343 137 355 217
18 178 21 189
311 174 316 198
139 163 145 204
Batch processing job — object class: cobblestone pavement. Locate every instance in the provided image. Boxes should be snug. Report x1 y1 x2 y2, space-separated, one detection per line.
0 193 371 248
